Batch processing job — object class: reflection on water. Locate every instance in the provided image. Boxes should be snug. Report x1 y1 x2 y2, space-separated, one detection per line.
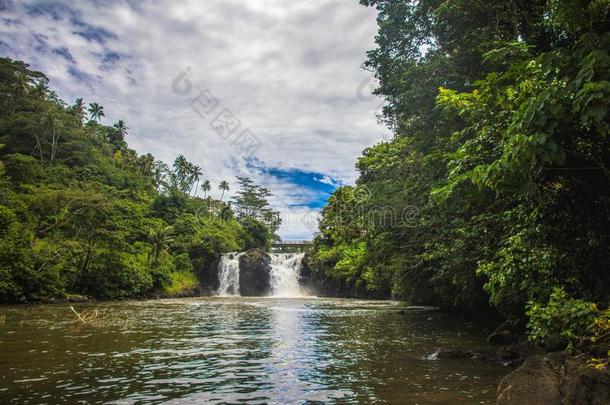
0 298 506 404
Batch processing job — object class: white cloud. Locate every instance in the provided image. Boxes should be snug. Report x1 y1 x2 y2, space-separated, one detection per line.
0 0 389 238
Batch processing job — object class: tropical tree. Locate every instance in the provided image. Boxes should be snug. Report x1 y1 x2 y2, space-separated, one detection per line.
201 179 211 198
218 180 230 201
171 155 193 193
113 120 128 137
138 153 155 177
231 176 281 234
147 224 174 265
151 160 171 190
70 98 86 123
14 70 30 96
190 165 203 196
108 120 128 150
31 80 48 99
40 111 63 162
87 103 104 122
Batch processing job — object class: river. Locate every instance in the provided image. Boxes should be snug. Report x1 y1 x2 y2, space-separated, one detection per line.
0 297 507 404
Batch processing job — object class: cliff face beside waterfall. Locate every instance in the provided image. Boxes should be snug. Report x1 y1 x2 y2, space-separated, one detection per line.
238 249 272 296
215 249 307 297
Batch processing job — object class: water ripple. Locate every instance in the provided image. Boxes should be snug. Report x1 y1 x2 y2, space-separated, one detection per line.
0 298 505 404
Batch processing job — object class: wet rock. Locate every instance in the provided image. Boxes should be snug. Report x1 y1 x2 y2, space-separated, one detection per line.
202 258 221 294
238 248 272 296
488 329 514 345
67 294 89 303
487 319 525 346
497 346 520 361
423 348 479 360
502 357 525 368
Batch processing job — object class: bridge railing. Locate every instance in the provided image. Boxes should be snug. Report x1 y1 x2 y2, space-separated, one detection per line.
272 240 312 246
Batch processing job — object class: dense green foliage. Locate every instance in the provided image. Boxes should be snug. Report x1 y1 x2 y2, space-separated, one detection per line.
312 0 610 339
0 58 278 303
527 288 610 356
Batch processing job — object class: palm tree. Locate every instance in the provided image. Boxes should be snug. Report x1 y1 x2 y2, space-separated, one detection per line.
201 180 212 198
15 71 30 95
109 120 128 150
122 149 137 169
40 112 63 161
113 120 128 137
172 155 190 192
139 153 155 177
189 165 203 196
218 180 230 202
147 225 173 265
70 98 86 123
88 102 105 122
31 80 48 98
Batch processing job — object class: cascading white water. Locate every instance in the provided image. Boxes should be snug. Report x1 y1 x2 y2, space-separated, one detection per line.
269 252 305 297
217 251 306 297
217 252 243 296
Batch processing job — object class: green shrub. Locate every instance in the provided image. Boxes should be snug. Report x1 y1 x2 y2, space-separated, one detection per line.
84 250 152 299
527 288 610 354
173 253 193 273
2 154 43 185
163 271 199 296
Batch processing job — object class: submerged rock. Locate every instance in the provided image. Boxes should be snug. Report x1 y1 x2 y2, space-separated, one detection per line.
488 329 514 345
496 346 520 361
422 348 483 360
238 248 272 296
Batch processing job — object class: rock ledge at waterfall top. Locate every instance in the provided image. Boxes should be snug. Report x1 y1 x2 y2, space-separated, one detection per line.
238 248 272 296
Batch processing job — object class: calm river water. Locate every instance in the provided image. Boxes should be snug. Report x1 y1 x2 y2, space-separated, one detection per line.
0 298 507 404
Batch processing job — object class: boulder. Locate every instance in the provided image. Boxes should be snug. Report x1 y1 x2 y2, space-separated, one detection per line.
563 355 610 405
497 352 610 405
497 352 564 405
238 248 272 296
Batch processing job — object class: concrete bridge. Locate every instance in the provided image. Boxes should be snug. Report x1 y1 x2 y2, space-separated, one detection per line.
271 240 312 252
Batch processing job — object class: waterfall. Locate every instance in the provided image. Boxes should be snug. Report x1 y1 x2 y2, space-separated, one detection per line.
217 252 243 296
216 251 306 297
269 252 305 297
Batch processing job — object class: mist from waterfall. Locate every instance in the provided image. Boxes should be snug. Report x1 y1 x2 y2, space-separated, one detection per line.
269 252 306 297
217 252 243 296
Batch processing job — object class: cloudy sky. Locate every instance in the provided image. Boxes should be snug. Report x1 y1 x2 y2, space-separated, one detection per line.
0 0 388 239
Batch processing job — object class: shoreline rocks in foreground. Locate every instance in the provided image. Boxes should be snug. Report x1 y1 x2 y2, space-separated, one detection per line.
497 352 610 405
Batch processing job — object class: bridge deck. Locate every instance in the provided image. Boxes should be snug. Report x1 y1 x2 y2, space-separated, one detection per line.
272 240 312 246
271 241 312 251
